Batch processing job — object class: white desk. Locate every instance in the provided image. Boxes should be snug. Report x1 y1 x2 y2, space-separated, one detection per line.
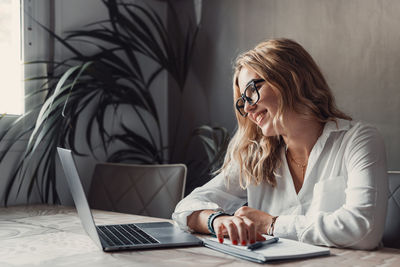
1 205 399 266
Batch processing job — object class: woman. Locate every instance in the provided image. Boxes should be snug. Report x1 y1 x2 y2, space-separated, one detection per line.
172 38 388 250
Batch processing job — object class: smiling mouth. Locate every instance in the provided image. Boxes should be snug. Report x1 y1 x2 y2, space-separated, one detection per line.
255 111 267 124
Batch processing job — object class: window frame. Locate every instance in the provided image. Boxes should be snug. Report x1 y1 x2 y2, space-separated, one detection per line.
0 0 53 143
0 0 53 120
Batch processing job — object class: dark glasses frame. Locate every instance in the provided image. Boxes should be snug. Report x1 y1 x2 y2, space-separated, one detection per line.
235 79 265 117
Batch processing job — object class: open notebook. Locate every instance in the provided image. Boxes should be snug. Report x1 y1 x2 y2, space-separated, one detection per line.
202 235 330 263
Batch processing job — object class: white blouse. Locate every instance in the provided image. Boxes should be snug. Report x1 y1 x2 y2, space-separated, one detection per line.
172 119 388 250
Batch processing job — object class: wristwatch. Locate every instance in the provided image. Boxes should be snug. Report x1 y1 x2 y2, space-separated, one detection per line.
207 211 230 236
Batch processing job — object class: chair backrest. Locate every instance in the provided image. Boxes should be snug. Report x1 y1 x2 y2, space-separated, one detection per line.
88 163 187 219
382 171 400 248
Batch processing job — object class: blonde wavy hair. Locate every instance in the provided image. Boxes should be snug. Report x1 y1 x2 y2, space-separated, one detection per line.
220 38 351 189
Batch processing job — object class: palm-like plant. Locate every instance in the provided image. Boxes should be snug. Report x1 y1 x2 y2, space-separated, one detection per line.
0 0 201 205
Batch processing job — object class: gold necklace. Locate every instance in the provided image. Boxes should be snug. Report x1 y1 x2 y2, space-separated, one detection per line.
287 150 307 180
286 125 324 179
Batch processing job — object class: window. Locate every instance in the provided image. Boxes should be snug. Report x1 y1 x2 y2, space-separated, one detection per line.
0 0 23 115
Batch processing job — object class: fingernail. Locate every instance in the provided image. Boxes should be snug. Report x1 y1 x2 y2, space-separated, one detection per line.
218 238 224 243
232 240 238 245
250 240 255 244
241 240 247 246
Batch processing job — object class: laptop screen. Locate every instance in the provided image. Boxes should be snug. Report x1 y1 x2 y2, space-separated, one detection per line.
57 147 102 248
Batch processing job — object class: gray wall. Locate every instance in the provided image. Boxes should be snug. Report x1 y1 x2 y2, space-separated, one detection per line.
182 0 400 171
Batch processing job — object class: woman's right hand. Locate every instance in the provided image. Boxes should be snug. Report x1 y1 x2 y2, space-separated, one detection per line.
213 215 266 246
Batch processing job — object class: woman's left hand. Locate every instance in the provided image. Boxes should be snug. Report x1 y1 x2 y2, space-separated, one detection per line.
234 206 274 234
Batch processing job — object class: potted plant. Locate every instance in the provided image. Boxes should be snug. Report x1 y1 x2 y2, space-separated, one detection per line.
0 0 229 206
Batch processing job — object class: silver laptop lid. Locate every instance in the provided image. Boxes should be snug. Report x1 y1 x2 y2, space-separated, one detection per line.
57 147 102 248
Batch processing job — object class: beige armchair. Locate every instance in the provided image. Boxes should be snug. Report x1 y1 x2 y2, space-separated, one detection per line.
88 163 187 219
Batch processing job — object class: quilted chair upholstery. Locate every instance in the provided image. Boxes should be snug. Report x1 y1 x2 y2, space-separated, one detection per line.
382 171 400 248
88 163 187 219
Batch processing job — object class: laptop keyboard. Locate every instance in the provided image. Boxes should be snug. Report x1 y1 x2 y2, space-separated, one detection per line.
97 224 160 247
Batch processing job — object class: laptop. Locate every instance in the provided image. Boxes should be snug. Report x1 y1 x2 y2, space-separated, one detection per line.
57 147 202 252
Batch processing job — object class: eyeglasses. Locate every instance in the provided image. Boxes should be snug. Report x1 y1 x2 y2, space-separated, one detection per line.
235 79 265 117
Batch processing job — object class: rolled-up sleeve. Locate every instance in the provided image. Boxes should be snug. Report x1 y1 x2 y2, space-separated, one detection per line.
274 125 388 249
172 166 247 231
